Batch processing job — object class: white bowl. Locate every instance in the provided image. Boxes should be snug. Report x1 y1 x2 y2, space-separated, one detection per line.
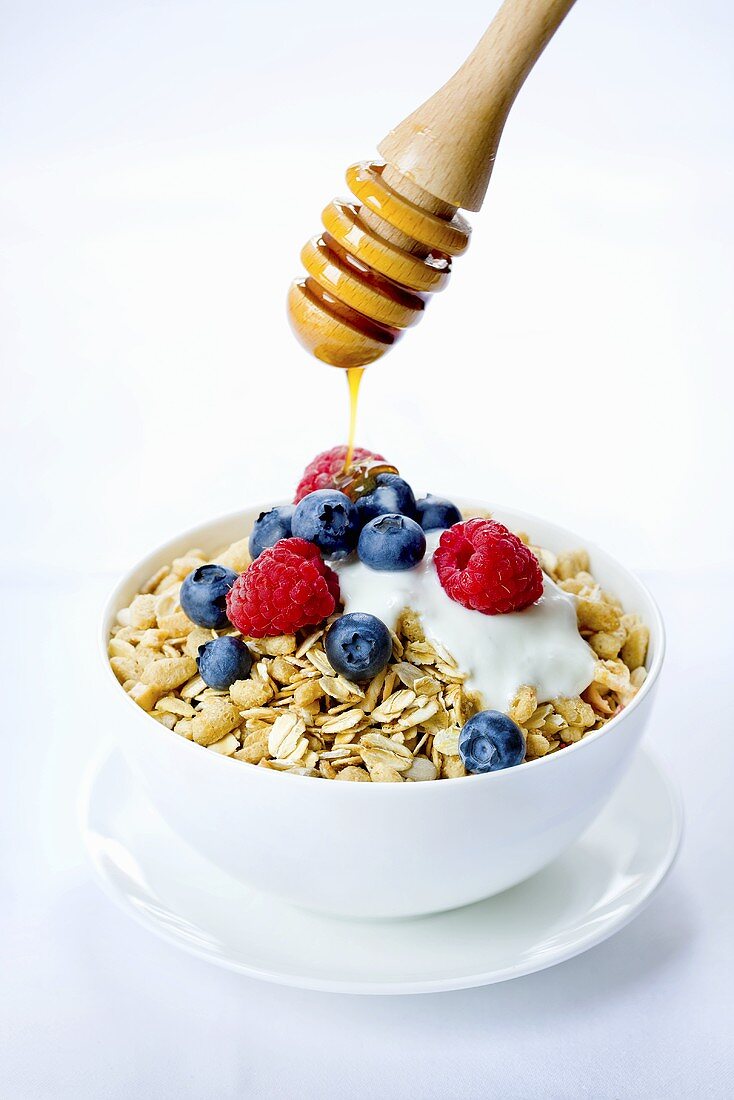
100 501 665 919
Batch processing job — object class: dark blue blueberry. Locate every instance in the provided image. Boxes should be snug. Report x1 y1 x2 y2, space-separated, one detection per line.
197 636 253 690
325 612 393 682
458 711 526 774
357 513 426 571
249 504 295 560
415 494 462 532
180 564 238 629
355 474 417 525
291 489 360 558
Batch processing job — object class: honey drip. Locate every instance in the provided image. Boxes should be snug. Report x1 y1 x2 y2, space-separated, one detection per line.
344 367 364 469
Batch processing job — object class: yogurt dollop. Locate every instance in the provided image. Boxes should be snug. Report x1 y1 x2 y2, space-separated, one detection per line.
332 531 596 711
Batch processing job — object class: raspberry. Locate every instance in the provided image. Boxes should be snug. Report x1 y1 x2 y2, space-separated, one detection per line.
434 519 544 615
294 445 385 503
226 538 340 637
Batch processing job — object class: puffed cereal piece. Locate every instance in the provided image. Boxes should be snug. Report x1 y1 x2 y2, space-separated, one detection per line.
555 549 590 580
631 667 647 689
234 729 269 764
141 656 197 691
294 679 325 708
509 685 537 725
621 623 649 671
192 698 241 746
589 626 627 660
132 646 163 670
557 576 592 596
526 732 550 758
530 545 557 575
171 554 206 579
154 712 177 730
576 597 621 633
230 677 272 709
184 627 216 659
270 656 295 684
258 634 297 657
128 594 157 630
127 682 161 712
174 718 194 739
155 591 192 636
593 659 631 694
601 588 624 610
109 656 140 684
441 754 467 779
397 608 425 643
553 696 596 729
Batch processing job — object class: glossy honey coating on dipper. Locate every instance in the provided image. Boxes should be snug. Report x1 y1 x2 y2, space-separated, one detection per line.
288 161 471 369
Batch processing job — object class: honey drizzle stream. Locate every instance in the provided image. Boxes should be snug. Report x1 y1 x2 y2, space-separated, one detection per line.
344 367 365 470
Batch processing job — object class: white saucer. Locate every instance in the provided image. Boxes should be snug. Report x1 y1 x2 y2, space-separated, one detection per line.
81 748 682 995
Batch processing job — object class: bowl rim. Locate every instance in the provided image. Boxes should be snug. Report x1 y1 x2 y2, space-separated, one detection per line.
99 499 666 793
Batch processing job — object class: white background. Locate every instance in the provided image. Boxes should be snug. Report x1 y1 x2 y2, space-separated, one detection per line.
2 1 733 1096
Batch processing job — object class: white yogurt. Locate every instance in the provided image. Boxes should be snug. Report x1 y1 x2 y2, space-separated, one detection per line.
332 531 596 711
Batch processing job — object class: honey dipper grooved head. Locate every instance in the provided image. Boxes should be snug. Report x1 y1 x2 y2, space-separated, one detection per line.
287 160 470 370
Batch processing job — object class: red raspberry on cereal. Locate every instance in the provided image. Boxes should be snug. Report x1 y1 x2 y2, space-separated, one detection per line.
434 518 544 615
294 445 386 503
226 538 340 637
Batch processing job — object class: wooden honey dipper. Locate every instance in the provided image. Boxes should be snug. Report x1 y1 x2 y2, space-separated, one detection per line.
287 0 576 370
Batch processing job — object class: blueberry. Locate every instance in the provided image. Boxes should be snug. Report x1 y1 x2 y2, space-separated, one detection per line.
249 504 295 560
458 711 526 774
291 489 360 558
325 612 392 682
180 564 238 628
356 474 417 524
197 636 253 690
415 494 462 532
357 513 426 571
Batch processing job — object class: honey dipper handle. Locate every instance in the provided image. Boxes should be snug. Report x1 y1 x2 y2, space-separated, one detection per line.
378 0 576 211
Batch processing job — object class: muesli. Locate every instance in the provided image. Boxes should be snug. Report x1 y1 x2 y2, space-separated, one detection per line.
109 447 649 781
